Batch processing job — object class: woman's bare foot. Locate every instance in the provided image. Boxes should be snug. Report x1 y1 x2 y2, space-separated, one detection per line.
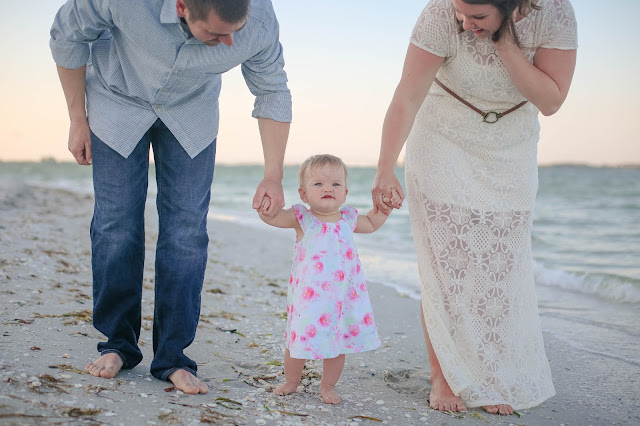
274 381 299 396
483 404 513 415
320 384 340 404
168 369 208 395
429 374 466 412
86 353 123 378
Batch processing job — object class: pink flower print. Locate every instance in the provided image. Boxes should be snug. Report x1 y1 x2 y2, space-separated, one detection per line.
299 247 306 261
334 270 345 281
345 248 354 260
334 301 343 315
318 313 331 327
314 261 324 273
289 275 293 285
302 287 316 300
290 330 297 344
356 264 361 273
360 282 368 292
349 324 360 337
362 312 373 326
347 287 359 301
322 223 328 234
305 324 317 338
300 335 308 343
321 281 332 291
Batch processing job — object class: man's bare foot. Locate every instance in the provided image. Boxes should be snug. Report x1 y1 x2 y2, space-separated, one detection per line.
168 369 208 395
483 404 513 415
320 384 340 404
274 381 299 396
429 375 466 412
86 353 123 378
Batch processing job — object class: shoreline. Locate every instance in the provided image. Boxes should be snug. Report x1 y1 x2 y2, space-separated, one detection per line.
0 182 638 425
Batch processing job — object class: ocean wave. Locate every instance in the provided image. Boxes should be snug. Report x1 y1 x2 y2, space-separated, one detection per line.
534 262 640 304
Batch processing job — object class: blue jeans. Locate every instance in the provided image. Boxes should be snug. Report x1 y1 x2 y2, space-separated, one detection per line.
90 119 215 381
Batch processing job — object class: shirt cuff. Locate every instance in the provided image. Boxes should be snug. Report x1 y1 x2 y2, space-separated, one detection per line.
252 91 292 122
49 39 90 69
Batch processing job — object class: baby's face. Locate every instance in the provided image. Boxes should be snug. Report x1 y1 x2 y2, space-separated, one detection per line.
300 164 348 214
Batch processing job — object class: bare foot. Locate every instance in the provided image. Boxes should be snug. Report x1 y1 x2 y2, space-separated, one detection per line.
86 353 123 378
320 384 340 404
429 375 466 412
168 369 208 395
483 404 513 415
274 381 299 396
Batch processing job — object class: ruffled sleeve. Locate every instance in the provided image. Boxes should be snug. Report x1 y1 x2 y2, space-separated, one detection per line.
410 0 456 58
539 0 578 50
292 204 313 232
341 206 359 231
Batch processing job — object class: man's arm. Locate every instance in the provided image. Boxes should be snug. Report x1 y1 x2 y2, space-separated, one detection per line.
241 10 292 218
50 0 114 165
57 65 92 165
252 118 290 217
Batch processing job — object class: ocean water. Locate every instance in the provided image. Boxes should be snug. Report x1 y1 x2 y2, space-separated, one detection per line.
1 161 638 303
2 161 639 365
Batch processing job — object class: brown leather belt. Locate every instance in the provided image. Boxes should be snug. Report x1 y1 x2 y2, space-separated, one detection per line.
434 78 528 123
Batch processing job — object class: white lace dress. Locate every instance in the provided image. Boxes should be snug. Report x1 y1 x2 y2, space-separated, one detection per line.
405 0 577 409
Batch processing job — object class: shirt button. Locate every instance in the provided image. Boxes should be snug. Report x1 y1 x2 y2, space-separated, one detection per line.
163 88 168 92
173 70 180 74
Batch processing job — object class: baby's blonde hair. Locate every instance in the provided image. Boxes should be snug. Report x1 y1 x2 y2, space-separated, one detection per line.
298 154 348 187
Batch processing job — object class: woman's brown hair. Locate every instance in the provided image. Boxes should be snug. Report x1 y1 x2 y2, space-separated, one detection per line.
455 0 540 47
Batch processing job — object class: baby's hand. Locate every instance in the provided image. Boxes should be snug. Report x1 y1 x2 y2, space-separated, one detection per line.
258 197 271 215
382 188 402 210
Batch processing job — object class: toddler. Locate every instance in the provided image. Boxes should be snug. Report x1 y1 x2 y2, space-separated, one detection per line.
258 154 397 404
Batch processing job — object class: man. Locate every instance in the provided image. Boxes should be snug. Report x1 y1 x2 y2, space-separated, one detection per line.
50 0 291 394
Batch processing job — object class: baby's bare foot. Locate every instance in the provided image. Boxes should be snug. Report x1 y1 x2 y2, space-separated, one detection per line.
86 353 123 378
483 404 513 415
168 369 208 395
320 384 340 404
274 381 299 396
429 375 466 412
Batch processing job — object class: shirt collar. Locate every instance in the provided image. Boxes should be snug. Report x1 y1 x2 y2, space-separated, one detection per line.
160 0 180 24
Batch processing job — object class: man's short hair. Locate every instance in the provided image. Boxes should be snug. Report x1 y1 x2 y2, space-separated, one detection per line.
184 0 250 23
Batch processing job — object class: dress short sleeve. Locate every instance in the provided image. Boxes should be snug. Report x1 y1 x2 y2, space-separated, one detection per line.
410 0 455 58
341 206 359 231
292 204 314 232
539 0 578 50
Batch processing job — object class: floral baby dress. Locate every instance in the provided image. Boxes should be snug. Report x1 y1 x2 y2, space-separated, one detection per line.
286 204 381 359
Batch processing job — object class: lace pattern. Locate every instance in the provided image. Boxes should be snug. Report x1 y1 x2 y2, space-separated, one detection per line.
405 0 576 409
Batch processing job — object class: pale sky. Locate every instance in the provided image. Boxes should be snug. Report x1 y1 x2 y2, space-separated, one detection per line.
0 0 638 166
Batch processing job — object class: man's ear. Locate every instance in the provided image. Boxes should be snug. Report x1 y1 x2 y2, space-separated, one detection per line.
176 0 187 18
298 187 308 203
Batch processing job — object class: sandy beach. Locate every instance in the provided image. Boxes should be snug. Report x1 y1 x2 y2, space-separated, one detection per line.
1 180 638 425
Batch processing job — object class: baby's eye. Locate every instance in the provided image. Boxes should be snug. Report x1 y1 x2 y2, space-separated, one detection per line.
333 183 341 187
314 182 322 186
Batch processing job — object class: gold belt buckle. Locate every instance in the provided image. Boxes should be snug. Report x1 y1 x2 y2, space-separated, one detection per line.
482 111 503 123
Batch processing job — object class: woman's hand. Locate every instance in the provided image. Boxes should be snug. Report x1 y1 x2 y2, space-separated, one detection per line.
372 170 404 215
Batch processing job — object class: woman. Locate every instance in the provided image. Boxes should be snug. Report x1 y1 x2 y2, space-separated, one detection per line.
372 0 577 415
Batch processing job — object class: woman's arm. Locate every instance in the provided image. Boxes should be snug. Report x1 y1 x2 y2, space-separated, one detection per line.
373 43 445 213
496 40 577 116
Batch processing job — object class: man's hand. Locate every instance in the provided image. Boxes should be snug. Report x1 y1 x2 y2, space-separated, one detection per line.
252 178 285 218
69 117 92 165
